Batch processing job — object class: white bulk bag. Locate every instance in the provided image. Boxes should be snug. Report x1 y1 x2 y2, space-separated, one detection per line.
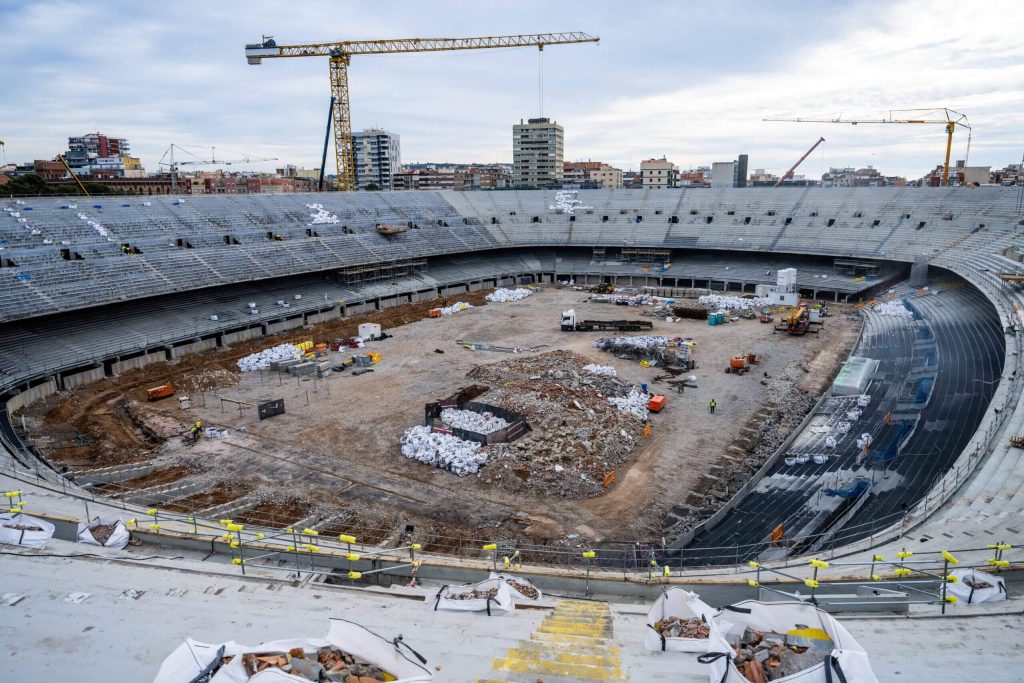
947 568 1006 604
489 572 543 602
701 600 877 683
644 588 716 652
0 513 55 549
77 517 130 549
152 639 243 683
428 579 515 616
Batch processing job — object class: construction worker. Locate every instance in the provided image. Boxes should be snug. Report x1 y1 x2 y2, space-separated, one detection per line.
709 398 717 414
191 419 202 443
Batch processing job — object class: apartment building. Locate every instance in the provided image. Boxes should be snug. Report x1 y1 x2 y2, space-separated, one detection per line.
640 158 678 189
353 129 401 190
512 118 564 188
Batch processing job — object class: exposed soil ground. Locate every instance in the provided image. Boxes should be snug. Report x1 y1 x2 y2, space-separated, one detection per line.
21 287 861 550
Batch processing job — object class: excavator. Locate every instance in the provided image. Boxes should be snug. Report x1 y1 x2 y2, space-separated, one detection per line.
774 306 820 335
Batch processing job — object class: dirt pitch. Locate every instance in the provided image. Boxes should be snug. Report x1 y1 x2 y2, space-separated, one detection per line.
23 287 861 548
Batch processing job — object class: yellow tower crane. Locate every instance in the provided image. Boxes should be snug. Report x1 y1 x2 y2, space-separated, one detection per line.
765 108 971 186
245 32 599 191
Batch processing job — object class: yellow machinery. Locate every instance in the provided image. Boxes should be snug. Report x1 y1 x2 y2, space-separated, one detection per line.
245 32 599 191
765 108 971 186
57 154 91 196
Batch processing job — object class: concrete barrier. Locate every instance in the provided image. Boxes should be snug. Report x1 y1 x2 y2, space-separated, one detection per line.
222 327 264 346
5 377 59 413
306 308 341 325
62 366 105 390
111 351 165 375
170 338 217 359
264 317 304 336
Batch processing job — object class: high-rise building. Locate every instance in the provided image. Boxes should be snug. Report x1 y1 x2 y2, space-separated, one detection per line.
711 155 749 188
352 129 401 190
640 158 678 189
513 118 564 188
64 132 134 177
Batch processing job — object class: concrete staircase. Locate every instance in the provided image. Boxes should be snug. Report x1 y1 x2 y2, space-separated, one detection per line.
479 599 624 682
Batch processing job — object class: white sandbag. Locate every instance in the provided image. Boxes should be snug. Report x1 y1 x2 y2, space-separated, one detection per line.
439 301 473 316
237 343 301 372
946 568 1006 604
305 203 340 225
857 394 871 407
608 388 649 420
489 572 542 602
428 579 515 616
644 588 716 652
0 513 54 549
698 294 772 311
77 518 130 549
582 364 617 377
400 425 486 475
486 288 533 303
702 600 877 683
824 435 837 449
440 408 509 434
871 300 913 318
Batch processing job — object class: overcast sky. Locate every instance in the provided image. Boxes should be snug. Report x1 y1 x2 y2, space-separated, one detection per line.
2 0 1022 178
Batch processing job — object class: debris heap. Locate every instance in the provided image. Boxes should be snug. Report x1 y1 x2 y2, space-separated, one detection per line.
582 363 617 377
697 294 772 311
440 301 473 316
400 425 486 475
236 343 300 372
872 299 914 318
305 203 340 225
440 408 510 434
485 287 533 303
609 388 650 420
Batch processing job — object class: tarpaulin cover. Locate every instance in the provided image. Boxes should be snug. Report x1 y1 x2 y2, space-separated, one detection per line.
703 600 877 683
644 588 716 652
0 512 55 549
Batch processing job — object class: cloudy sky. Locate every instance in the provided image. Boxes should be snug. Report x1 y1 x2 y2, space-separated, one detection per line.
2 0 1022 178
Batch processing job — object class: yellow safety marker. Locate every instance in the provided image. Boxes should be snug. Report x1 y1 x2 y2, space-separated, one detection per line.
220 534 232 542
255 532 264 540
871 575 882 582
346 553 360 561
9 507 20 513
987 543 1012 551
185 517 195 523
747 580 760 587
663 565 670 577
893 568 912 577
348 571 362 580
987 559 1010 567
804 579 819 589
147 508 158 516
302 528 318 536
219 519 233 526
127 517 138 526
944 575 959 583
897 550 913 559
305 544 320 553
232 558 244 566
226 523 243 532
809 559 829 569
582 551 596 559
872 554 884 562
150 524 160 530
338 534 356 544
503 556 511 568
942 550 959 565
3 490 23 498
944 595 958 603
482 543 498 551
230 541 240 548
747 561 761 569
410 543 422 550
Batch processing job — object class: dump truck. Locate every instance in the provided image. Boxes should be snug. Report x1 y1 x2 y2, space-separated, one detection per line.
560 309 654 332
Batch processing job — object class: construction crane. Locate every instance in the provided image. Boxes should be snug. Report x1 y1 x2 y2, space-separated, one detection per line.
244 32 600 191
158 144 278 192
774 137 825 188
765 108 971 186
57 154 91 196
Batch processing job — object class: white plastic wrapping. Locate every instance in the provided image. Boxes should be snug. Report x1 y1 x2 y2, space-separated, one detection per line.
400 425 486 475
871 300 913 318
77 518 130 549
947 568 1006 604
608 388 649 420
440 408 509 434
237 344 301 372
305 203 340 225
698 294 772 311
428 579 515 615
0 513 55 549
582 364 617 377
644 588 716 652
485 288 533 303
440 301 473 316
704 600 878 683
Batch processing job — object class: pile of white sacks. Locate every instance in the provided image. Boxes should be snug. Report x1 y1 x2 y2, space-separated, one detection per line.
306 203 340 225
486 287 533 303
583 363 617 377
440 301 473 316
236 343 300 372
697 294 772 311
609 388 649 420
872 299 914 318
594 335 673 352
440 408 509 434
400 425 486 475
78 212 112 240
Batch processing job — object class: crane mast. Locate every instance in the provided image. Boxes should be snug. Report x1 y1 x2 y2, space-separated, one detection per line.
245 32 599 191
774 137 825 188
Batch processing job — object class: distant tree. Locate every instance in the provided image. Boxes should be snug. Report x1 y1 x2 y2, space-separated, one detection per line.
1 173 126 196
364 182 380 191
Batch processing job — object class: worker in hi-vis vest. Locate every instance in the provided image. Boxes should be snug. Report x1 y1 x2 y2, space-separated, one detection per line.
709 398 717 414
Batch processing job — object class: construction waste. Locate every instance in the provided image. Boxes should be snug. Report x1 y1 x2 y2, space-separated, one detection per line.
582 363 617 377
872 299 914 318
644 588 717 652
439 301 473 316
489 572 542 601
237 344 300 372
593 335 693 363
439 408 509 434
400 425 486 475
429 579 515 615
153 619 433 682
548 189 592 215
485 287 533 303
609 388 650 420
78 212 112 240
306 203 341 225
77 518 130 549
704 600 877 683
608 293 657 306
698 294 772 311
0 513 54 549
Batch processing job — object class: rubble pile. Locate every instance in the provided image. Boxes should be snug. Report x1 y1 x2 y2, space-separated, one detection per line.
440 408 510 434
236 343 300 372
872 299 914 318
731 628 833 682
468 351 645 498
305 203 341 225
446 586 500 600
593 335 693 362
486 287 533 303
609 388 650 420
87 523 118 545
440 301 473 316
653 616 710 639
242 646 389 682
609 293 656 306
2 521 42 531
697 294 771 311
582 363 617 377
503 577 539 599
400 425 486 475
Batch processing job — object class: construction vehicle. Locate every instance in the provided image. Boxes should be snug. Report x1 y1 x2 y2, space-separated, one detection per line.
725 353 761 374
560 309 654 332
589 283 615 294
775 306 821 335
647 394 667 413
146 384 175 401
245 32 598 191
759 311 774 324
